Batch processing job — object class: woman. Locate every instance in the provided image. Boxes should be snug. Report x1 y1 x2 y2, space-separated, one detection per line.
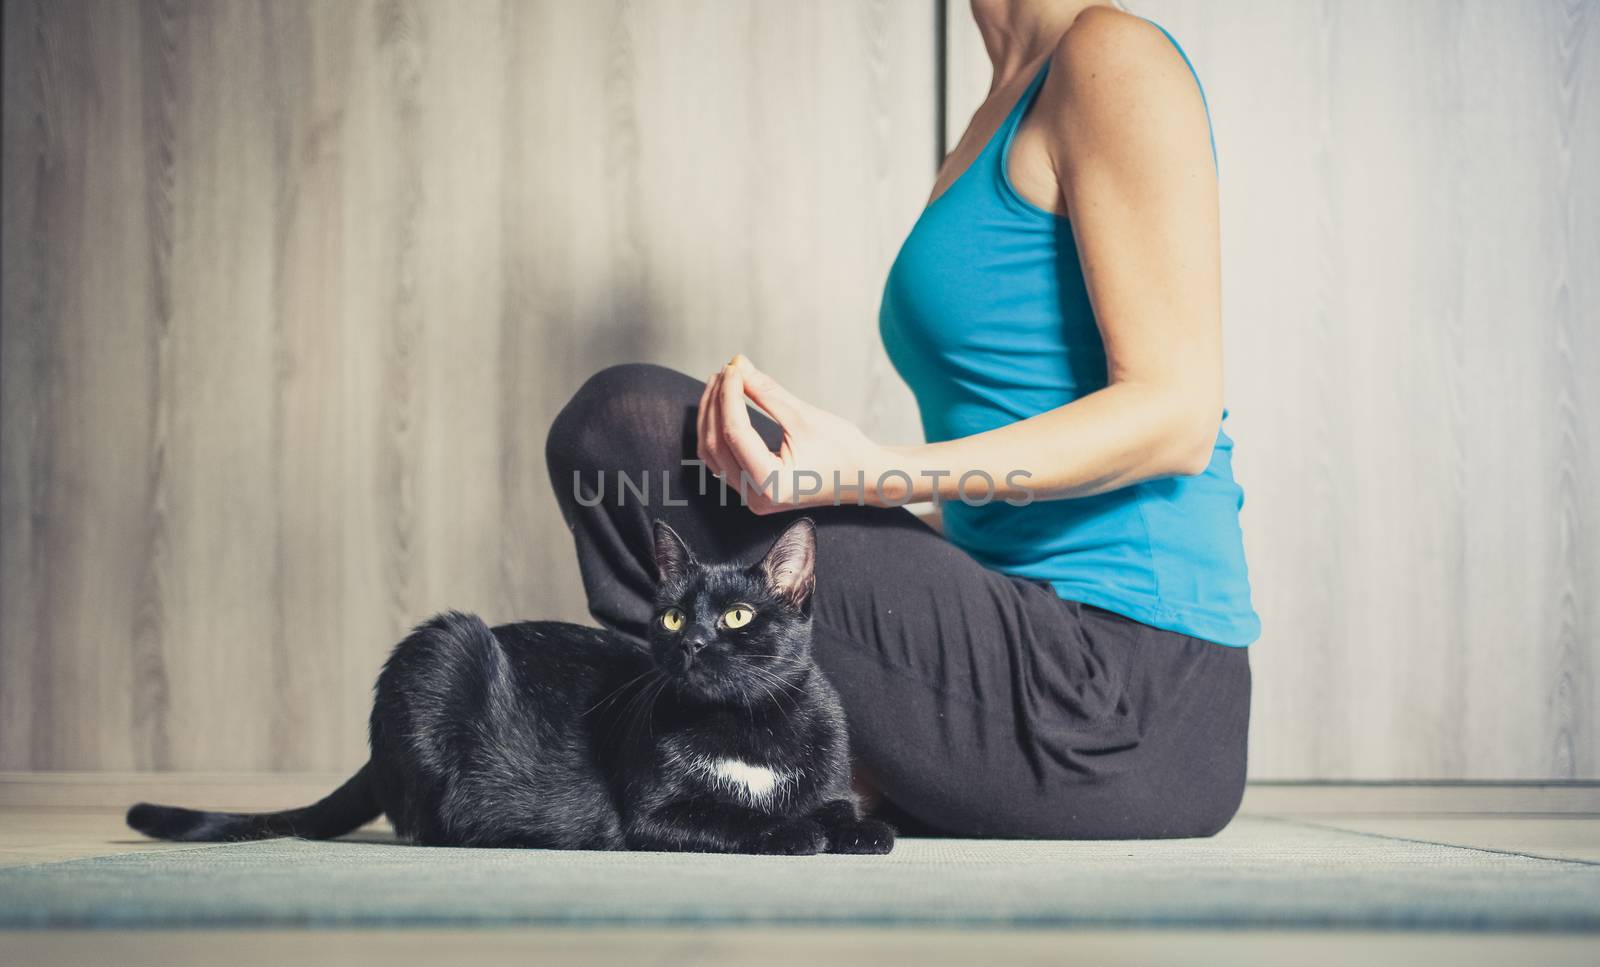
545 0 1256 839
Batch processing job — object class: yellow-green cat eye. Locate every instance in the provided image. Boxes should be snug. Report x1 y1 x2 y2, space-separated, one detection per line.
660 608 685 632
721 606 754 629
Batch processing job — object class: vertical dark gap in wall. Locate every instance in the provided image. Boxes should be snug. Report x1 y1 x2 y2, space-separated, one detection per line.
934 0 948 165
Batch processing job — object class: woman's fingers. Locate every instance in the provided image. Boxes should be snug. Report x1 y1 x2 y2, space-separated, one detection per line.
697 367 726 481
699 355 806 511
734 356 809 431
717 364 783 494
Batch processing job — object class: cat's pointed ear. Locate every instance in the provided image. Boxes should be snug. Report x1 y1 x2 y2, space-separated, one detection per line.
652 519 697 584
757 517 816 612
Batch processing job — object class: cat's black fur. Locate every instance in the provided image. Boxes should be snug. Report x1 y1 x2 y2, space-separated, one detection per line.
126 518 894 855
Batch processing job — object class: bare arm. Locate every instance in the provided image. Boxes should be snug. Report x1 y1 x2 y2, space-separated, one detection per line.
890 10 1223 502
701 11 1224 512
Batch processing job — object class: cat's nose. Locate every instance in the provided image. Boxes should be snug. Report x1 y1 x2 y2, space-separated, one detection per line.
681 632 713 656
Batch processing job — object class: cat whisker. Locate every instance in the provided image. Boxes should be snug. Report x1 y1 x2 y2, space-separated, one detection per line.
734 661 803 713
641 676 671 741
605 669 668 749
754 670 806 699
753 676 797 715
626 675 672 749
584 668 660 717
732 657 806 695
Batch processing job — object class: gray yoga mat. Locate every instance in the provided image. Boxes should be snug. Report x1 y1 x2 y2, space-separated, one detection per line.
2 816 1596 931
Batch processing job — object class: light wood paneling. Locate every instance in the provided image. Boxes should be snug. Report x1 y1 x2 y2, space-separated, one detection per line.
1 0 931 772
945 0 1600 779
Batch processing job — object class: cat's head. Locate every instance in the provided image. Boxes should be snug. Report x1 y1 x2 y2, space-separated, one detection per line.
648 517 817 705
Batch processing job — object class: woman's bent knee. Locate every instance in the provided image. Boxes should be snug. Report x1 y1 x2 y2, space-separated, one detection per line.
545 363 702 477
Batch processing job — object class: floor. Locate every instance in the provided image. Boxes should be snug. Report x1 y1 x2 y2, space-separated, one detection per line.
1 793 1597 966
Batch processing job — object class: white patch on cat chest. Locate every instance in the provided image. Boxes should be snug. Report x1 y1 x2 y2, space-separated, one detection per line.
696 757 787 805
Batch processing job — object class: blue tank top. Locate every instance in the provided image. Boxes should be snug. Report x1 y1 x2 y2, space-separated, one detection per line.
878 23 1260 646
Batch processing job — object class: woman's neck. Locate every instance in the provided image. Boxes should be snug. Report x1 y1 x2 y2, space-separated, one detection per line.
969 0 1111 87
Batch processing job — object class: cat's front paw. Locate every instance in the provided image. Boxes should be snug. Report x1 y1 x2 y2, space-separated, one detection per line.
748 817 827 856
826 818 896 855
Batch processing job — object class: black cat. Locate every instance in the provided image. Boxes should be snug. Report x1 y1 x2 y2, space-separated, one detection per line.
126 517 894 855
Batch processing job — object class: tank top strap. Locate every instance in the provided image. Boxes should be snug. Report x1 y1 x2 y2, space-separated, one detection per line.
1004 59 1053 135
986 60 1053 208
992 59 1052 161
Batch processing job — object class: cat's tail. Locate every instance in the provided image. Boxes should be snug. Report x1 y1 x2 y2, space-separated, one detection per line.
125 761 380 842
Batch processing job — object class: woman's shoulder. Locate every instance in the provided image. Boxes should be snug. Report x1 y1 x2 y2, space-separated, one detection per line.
1048 6 1187 83
1038 7 1212 163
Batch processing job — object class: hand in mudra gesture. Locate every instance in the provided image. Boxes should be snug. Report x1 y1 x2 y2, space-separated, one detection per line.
696 355 900 514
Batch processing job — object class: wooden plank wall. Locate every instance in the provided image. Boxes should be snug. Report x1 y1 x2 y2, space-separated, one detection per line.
4 0 1597 780
942 0 1599 779
0 0 932 773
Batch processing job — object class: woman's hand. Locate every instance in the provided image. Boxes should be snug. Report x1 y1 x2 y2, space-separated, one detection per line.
696 355 898 514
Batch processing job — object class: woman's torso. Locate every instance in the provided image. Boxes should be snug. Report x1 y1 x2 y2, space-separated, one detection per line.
878 20 1260 647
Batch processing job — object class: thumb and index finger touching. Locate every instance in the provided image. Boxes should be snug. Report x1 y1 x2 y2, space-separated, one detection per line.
716 357 782 484
699 354 802 486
